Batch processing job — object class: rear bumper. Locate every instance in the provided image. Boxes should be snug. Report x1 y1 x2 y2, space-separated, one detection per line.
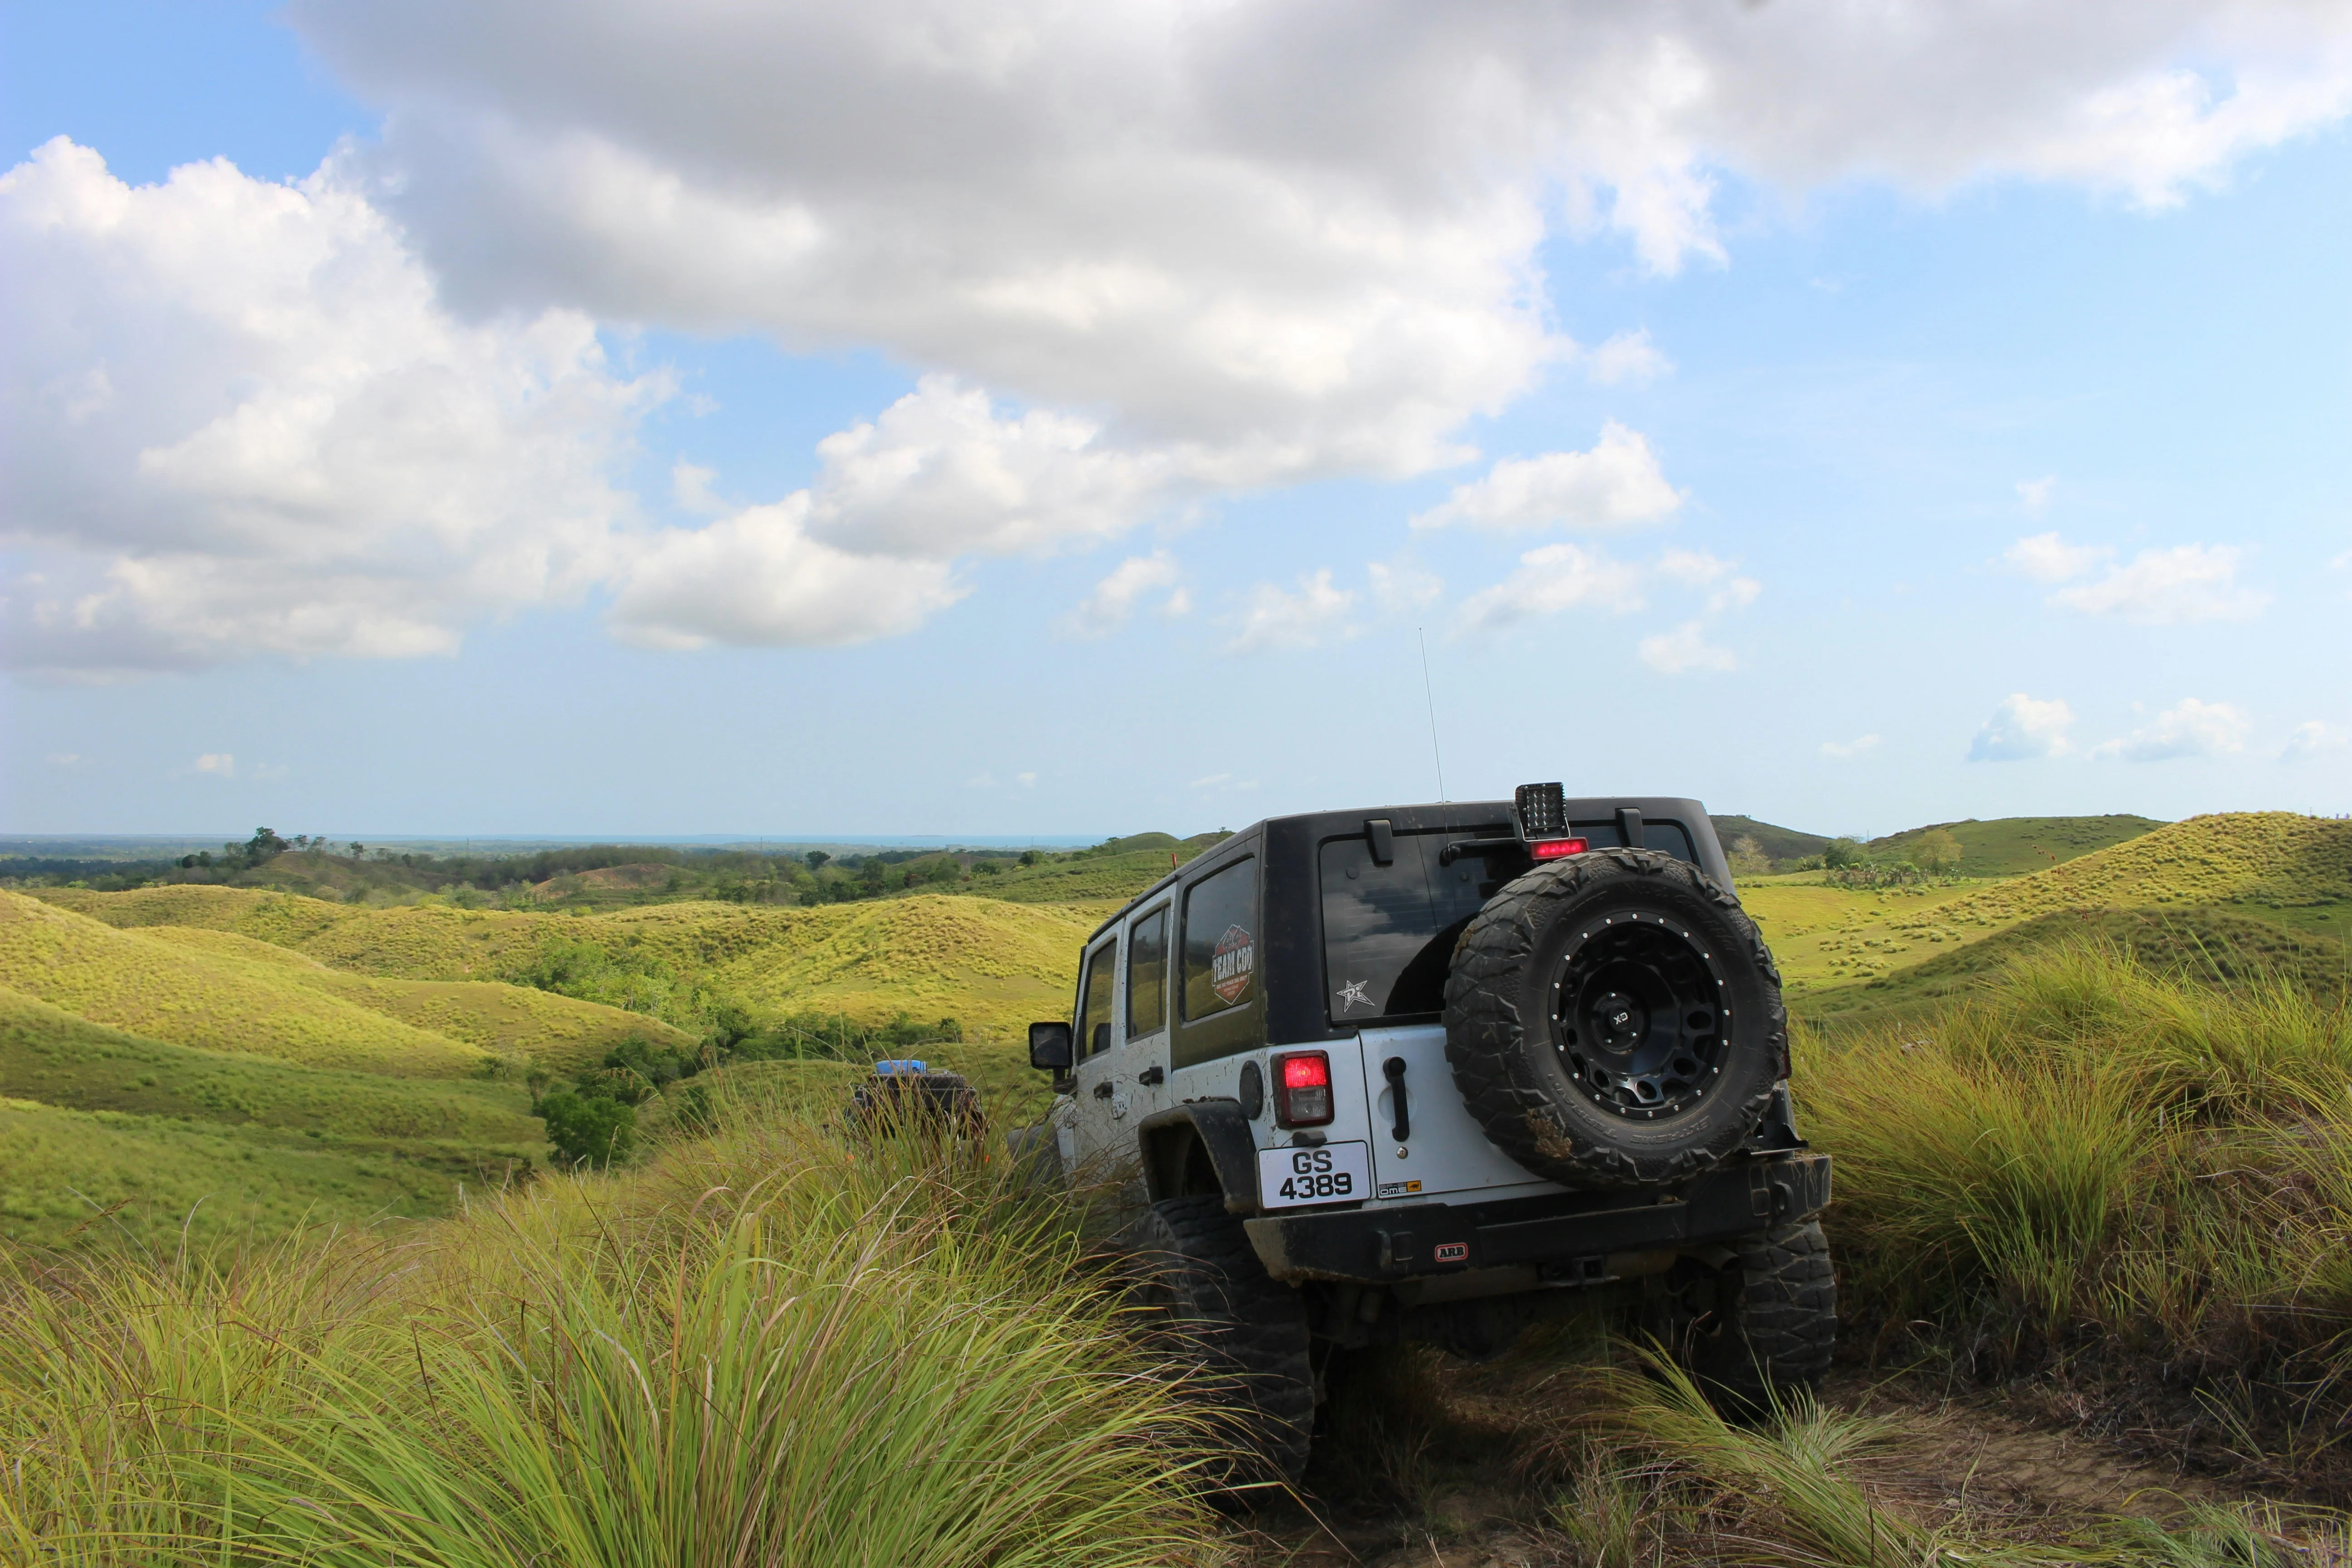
1243 1152 1830 1285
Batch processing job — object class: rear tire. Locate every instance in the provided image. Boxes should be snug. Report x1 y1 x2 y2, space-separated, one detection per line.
1123 1194 1314 1496
1649 1219 1837 1420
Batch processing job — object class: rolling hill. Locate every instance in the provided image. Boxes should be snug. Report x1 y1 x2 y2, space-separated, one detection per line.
1745 812 2352 1009
1867 813 2165 877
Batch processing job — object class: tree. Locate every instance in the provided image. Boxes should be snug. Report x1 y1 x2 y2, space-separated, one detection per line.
1913 828 1963 876
1726 834 1772 878
1823 837 1867 870
804 850 831 871
537 1090 636 1168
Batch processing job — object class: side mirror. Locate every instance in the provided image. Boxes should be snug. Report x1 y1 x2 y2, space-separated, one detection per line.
1027 1020 1073 1072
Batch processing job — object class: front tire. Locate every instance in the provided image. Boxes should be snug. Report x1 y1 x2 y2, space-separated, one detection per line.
1123 1194 1315 1494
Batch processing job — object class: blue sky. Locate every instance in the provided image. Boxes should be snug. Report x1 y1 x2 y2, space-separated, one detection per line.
3 0 2347 839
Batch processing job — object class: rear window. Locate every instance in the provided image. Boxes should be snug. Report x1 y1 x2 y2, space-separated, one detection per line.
1321 832 1503 1024
1574 818 1696 861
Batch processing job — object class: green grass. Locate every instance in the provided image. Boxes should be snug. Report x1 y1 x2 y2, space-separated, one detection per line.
1800 939 2352 1420
0 891 499 1078
0 1106 1220 1564
1745 812 2352 997
0 1096 532 1248
1794 905 2351 1031
0 985 544 1145
1869 813 2166 877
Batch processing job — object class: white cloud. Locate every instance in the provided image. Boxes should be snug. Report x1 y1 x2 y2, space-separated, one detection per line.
193 753 236 777
1969 693 2075 762
2016 476 2057 513
2004 531 2108 583
2092 697 2253 761
2283 720 2348 761
1457 544 1645 632
44 753 82 766
671 461 726 515
2049 544 2268 624
1638 621 1737 675
1583 329 1671 386
1820 735 1882 760
1189 773 1232 789
1227 569 1357 654
1368 559 1445 614
1017 771 1038 786
1061 551 1183 638
0 139 663 678
1411 423 1682 532
607 497 963 650
299 0 2352 366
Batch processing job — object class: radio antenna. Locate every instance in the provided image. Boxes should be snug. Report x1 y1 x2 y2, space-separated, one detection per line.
1417 627 1447 802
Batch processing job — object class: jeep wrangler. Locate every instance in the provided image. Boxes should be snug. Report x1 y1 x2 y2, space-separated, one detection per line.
1022 785 1834 1483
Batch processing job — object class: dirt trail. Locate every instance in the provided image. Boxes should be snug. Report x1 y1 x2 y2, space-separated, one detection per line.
1227 1361 2264 1567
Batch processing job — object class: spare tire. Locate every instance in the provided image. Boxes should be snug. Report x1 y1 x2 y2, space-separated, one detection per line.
1443 847 1784 1188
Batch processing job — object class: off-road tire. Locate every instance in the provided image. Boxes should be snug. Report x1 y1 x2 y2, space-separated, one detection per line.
1653 1219 1837 1420
1123 1194 1314 1496
1443 847 1784 1188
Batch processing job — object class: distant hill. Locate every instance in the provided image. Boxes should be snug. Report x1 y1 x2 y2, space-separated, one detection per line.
1869 814 2164 877
1710 816 1832 866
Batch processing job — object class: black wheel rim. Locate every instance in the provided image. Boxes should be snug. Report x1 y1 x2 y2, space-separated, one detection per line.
1548 911 1729 1119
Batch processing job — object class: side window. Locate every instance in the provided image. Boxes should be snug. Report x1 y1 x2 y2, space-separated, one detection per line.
1127 906 1169 1040
1181 857 1258 1022
1077 938 1118 1058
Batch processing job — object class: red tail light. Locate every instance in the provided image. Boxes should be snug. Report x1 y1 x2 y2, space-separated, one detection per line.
1273 1051 1334 1127
1531 837 1588 860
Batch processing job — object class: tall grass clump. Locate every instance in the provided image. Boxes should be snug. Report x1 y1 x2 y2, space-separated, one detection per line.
1799 937 2352 1479
0 1083 1221 1565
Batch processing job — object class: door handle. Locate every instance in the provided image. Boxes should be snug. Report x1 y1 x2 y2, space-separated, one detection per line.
1383 1057 1410 1141
1093 1081 1115 1099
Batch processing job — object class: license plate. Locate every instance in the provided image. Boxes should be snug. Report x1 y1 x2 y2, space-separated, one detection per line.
1257 1141 1371 1209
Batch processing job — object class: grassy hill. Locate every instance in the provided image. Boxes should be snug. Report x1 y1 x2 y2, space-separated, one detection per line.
1746 812 2352 1012
1867 813 2165 877
1708 815 1830 865
0 988 541 1144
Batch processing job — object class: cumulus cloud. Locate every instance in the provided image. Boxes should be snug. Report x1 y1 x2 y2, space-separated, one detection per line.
1368 558 1444 613
1227 569 1357 653
2016 476 2058 513
2283 720 2348 760
0 139 662 677
2049 544 2268 624
607 498 963 650
2005 531 2108 583
2092 697 2253 761
1969 693 2075 761
1411 424 1682 532
1638 621 1737 674
1820 735 1882 760
1457 544 1646 631
1583 330 1672 386
1061 550 1184 638
193 753 236 777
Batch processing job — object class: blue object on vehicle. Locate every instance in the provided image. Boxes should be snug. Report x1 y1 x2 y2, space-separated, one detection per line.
876 1059 927 1076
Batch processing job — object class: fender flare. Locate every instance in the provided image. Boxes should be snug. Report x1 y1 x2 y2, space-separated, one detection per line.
1136 1101 1263 1215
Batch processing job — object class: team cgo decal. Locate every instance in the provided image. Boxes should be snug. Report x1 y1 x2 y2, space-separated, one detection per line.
1432 1241 1470 1264
1210 924 1256 1004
